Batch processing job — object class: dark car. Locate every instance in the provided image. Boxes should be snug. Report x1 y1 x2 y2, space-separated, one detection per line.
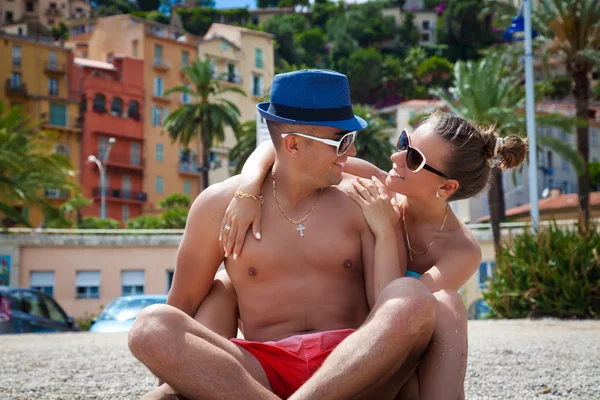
0 287 80 334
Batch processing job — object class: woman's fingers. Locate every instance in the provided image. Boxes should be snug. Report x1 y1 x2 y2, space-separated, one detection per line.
348 189 368 206
225 219 238 259
352 180 374 201
357 177 380 199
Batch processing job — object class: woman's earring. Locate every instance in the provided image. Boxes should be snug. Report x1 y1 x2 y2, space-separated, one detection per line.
436 191 442 199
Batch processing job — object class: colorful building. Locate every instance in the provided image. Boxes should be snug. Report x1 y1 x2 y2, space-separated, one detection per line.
0 0 91 27
0 32 80 227
69 56 146 222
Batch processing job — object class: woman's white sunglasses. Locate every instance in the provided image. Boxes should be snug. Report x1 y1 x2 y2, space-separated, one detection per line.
281 131 357 156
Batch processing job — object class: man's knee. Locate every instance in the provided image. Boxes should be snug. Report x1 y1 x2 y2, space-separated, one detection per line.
128 304 180 360
378 278 438 336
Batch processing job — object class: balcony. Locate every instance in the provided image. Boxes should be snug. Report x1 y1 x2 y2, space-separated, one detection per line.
45 188 69 200
179 161 202 176
5 79 27 97
219 74 243 85
152 58 172 71
152 93 172 104
41 115 81 132
92 187 147 203
12 58 21 69
45 6 62 17
44 61 66 74
99 149 144 174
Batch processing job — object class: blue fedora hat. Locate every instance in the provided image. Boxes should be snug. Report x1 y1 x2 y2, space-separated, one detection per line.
257 70 367 131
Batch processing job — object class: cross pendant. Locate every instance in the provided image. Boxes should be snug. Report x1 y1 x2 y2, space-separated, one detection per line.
297 224 306 237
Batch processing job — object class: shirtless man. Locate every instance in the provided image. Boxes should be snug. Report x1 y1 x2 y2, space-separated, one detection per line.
128 69 437 400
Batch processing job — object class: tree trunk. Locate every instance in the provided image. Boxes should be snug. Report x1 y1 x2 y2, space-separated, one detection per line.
76 210 82 228
196 132 205 193
488 167 506 255
201 138 210 191
572 69 591 228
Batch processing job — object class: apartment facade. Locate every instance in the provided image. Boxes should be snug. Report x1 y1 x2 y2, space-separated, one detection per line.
0 33 80 227
0 0 91 27
69 56 146 222
199 23 275 184
70 15 201 214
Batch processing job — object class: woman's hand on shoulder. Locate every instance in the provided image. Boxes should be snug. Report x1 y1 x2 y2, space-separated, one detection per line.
348 176 400 238
219 187 263 260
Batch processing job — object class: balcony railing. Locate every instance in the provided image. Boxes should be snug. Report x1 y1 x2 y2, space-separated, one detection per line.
99 149 144 168
178 161 202 175
153 58 172 71
220 74 243 85
5 79 27 96
45 6 62 17
92 187 147 202
45 189 69 199
44 61 66 74
42 116 81 130
12 58 21 69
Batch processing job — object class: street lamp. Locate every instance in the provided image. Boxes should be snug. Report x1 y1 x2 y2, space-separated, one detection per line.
88 137 116 219
504 0 539 230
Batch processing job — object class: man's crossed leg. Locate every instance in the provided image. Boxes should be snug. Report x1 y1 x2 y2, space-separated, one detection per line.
128 277 437 400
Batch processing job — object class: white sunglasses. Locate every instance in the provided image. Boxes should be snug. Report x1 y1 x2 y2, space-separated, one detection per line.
281 131 357 156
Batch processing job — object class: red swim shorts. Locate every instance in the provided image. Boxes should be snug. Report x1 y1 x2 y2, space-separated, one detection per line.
231 328 355 399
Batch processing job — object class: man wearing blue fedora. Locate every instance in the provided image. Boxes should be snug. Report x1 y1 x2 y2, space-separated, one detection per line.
129 70 437 400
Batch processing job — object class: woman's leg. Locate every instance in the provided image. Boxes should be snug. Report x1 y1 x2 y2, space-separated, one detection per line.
395 289 468 400
144 270 240 400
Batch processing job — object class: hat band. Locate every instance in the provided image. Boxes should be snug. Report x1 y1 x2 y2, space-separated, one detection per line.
268 103 354 122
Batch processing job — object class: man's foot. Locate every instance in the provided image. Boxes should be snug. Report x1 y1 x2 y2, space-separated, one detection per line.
140 384 189 400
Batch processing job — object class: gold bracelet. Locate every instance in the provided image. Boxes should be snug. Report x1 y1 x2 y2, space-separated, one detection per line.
234 190 264 205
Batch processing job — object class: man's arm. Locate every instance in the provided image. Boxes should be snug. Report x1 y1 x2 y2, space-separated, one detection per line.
167 180 236 317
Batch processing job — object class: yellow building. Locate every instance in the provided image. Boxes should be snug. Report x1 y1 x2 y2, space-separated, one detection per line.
0 0 91 27
69 15 274 213
0 32 81 226
199 23 275 184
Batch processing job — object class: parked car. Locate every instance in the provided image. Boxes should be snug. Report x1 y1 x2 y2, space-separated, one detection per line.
0 287 80 334
89 294 167 333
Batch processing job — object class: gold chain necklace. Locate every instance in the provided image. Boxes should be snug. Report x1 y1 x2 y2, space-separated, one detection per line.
272 174 323 237
402 203 449 262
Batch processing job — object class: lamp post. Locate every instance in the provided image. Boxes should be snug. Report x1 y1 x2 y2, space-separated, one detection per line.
503 0 539 230
88 137 116 219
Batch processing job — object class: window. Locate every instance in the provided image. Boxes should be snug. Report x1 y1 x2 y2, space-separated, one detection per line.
30 271 54 296
227 63 237 83
156 143 164 162
42 296 67 324
93 93 106 113
17 291 47 318
6 11 13 23
562 181 570 194
546 151 553 169
121 270 144 296
422 20 430 30
111 97 123 116
421 33 430 42
181 84 190 104
478 261 496 289
48 78 58 96
12 45 21 68
154 44 163 64
255 48 263 68
128 100 140 120
131 142 141 166
122 205 130 222
592 127 599 146
221 41 229 51
122 175 131 198
183 180 191 195
151 106 162 126
154 77 164 97
252 75 263 97
49 103 67 126
10 72 21 88
167 270 174 293
181 50 189 67
562 158 568 171
156 176 164 193
55 143 69 157
26 2 34 11
132 40 139 58
48 51 57 70
98 137 109 160
559 129 568 141
163 107 169 121
75 270 100 299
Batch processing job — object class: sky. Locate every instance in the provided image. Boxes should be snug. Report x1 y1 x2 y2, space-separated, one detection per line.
214 0 256 8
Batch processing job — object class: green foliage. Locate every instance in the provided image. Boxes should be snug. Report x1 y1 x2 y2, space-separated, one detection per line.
131 10 170 25
343 48 384 104
311 0 342 29
0 103 78 228
416 56 453 87
396 11 421 52
75 311 100 331
50 22 69 42
484 224 600 319
94 0 135 17
594 80 600 101
79 217 120 229
126 215 162 229
296 28 326 66
261 14 307 69
590 161 600 190
546 76 573 100
436 0 496 61
176 8 250 36
352 105 396 171
136 0 160 11
158 193 192 210
46 216 75 229
159 208 188 229
230 120 257 175
257 0 278 7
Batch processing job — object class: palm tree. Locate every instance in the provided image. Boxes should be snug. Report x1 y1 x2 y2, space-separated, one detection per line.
230 120 257 175
163 58 246 191
431 54 583 252
60 193 92 227
0 102 78 228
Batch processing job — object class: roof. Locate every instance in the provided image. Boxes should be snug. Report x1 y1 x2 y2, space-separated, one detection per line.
399 100 445 107
478 192 600 222
200 35 241 50
74 57 117 71
206 23 275 41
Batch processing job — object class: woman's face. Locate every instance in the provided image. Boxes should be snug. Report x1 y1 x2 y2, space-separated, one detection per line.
385 122 452 199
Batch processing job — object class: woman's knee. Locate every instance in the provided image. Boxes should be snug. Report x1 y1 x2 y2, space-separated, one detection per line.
129 304 183 358
433 289 467 325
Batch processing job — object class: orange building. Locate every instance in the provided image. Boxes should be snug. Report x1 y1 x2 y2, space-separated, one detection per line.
69 15 201 215
69 56 146 222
